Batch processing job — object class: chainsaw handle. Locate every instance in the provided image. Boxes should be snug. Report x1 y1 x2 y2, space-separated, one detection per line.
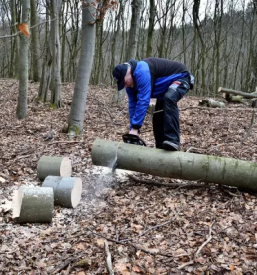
122 133 147 146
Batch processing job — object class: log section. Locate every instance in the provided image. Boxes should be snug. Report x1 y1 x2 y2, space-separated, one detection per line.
42 176 82 208
12 187 54 223
37 156 72 180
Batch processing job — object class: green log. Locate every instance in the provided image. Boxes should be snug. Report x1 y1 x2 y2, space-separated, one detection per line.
42 176 82 208
37 155 72 180
91 139 257 191
12 187 54 223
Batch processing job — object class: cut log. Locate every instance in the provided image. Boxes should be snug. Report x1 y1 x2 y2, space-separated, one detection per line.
91 138 257 192
199 99 225 108
218 87 257 99
42 176 82 208
222 93 243 102
37 155 72 180
12 187 54 223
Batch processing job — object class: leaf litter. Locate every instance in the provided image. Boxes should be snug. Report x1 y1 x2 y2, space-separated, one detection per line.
0 79 257 274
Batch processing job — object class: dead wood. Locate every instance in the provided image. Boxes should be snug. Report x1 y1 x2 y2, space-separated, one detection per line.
128 174 206 188
86 227 172 258
178 222 214 270
241 109 255 143
104 240 114 275
218 87 257 99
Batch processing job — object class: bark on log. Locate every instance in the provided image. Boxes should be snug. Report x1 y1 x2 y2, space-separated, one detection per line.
222 93 243 102
218 87 257 99
12 187 54 223
37 155 72 180
91 139 257 192
42 176 82 208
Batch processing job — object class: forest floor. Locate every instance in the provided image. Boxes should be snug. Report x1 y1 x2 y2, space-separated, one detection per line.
1 79 257 275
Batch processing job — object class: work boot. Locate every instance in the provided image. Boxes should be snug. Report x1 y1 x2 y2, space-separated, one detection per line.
162 141 180 151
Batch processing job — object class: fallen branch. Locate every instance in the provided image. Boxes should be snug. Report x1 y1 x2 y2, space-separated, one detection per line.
128 174 207 189
47 141 84 145
180 106 253 112
104 240 115 275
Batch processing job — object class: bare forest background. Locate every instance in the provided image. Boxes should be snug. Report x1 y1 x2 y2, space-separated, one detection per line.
1 0 257 111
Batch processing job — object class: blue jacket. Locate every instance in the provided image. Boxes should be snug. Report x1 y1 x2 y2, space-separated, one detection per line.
126 58 192 129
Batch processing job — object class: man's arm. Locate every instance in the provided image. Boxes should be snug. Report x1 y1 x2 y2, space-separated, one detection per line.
130 63 152 130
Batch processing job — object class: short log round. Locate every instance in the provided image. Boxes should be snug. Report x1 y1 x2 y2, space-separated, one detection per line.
43 176 82 208
12 187 54 223
37 156 72 180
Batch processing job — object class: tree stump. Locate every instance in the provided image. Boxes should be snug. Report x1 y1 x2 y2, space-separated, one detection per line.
42 176 82 208
12 187 54 223
37 155 72 180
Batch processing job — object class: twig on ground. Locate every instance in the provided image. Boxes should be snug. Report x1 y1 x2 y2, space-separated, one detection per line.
178 221 215 270
86 227 172 258
64 264 72 275
241 108 255 143
47 141 84 145
195 221 214 257
119 209 181 243
128 174 180 187
104 240 115 275
52 258 76 274
128 174 207 189
93 96 117 125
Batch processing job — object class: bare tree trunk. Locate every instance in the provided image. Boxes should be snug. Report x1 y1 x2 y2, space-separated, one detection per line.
193 0 206 91
10 0 20 78
94 19 104 84
49 0 62 108
30 0 42 82
68 0 96 135
126 0 142 60
213 0 223 96
38 1 51 102
146 0 155 57
16 0 30 119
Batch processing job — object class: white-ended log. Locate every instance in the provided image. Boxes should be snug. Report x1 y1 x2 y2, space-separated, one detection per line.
37 156 72 180
42 176 82 208
218 87 257 99
91 138 257 192
12 187 54 223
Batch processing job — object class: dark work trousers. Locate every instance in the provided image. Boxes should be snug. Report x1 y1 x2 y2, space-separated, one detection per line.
152 76 190 149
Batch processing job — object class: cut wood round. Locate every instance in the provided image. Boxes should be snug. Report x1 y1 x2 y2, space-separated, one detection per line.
37 156 72 180
42 176 82 208
12 187 54 223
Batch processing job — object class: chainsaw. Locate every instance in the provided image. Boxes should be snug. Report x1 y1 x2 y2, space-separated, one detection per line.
122 133 147 146
112 134 147 172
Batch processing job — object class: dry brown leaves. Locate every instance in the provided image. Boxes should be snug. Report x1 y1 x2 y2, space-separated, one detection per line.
0 79 257 274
